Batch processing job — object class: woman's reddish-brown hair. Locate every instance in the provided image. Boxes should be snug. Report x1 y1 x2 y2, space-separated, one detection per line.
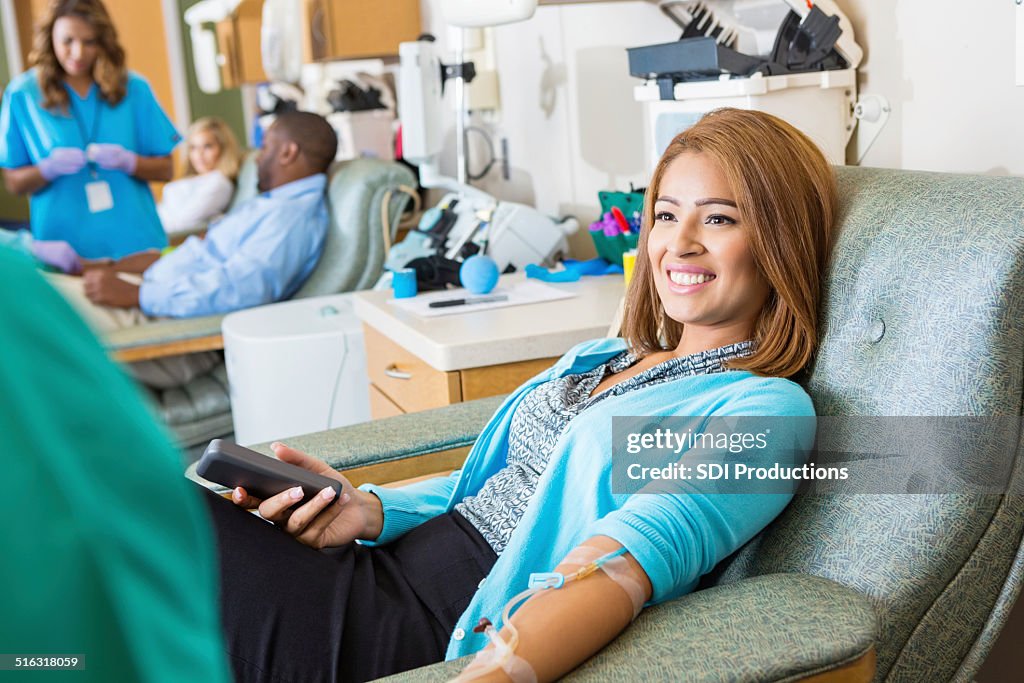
30 0 127 111
620 108 837 378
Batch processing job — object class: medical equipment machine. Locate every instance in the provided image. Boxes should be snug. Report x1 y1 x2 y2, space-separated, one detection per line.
261 0 303 84
183 0 242 94
632 0 861 88
628 0 880 165
223 293 370 446
185 0 302 94
394 1 575 279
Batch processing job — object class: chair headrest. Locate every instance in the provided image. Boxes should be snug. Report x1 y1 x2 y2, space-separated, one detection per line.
709 167 1024 682
808 166 1024 417
293 158 417 298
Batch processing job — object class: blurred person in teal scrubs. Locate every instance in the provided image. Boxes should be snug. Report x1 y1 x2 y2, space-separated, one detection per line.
0 0 180 259
0 242 231 682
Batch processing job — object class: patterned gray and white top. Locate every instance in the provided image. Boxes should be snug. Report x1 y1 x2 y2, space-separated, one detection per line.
454 340 754 554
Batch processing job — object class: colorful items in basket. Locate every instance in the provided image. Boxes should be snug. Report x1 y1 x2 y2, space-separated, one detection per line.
589 206 641 266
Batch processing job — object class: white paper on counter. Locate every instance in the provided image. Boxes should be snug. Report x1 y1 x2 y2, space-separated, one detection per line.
387 279 577 317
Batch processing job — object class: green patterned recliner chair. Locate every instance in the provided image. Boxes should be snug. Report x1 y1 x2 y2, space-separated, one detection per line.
106 155 416 447
238 166 1024 681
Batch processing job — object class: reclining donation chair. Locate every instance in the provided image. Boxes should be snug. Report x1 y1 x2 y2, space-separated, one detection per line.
107 156 416 446
247 166 1024 681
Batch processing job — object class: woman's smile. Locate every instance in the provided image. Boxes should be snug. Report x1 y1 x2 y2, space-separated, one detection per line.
665 264 717 292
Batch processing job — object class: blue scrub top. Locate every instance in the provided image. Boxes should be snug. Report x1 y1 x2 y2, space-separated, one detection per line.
0 69 181 258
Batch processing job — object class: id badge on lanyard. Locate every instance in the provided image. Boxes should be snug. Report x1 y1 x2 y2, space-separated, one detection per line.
85 179 114 212
72 96 115 213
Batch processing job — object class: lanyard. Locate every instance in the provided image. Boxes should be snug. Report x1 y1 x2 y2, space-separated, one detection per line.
69 95 102 177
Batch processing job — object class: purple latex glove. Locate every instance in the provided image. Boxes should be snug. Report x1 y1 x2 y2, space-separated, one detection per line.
30 239 82 274
37 147 87 181
87 143 138 174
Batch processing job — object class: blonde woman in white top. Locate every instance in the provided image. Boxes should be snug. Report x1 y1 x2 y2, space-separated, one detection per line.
158 117 242 237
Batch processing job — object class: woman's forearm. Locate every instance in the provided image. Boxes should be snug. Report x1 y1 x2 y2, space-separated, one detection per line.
464 536 653 682
3 166 48 195
133 155 174 182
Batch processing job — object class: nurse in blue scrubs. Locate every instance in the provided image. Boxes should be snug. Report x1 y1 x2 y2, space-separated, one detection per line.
0 0 181 259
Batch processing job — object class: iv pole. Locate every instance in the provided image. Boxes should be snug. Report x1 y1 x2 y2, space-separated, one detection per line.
452 26 469 185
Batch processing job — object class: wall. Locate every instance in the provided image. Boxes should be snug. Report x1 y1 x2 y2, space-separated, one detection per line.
418 0 1022 258
841 0 1024 175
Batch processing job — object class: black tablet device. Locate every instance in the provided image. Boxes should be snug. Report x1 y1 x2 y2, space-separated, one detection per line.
196 439 342 502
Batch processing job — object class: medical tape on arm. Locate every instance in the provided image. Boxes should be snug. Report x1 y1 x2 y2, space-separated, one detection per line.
453 547 645 682
454 645 537 683
561 546 647 619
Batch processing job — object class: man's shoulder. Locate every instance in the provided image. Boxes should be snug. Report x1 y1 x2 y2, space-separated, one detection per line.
216 184 327 237
272 173 328 198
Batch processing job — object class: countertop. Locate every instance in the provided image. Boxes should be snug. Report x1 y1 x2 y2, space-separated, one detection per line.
352 273 625 371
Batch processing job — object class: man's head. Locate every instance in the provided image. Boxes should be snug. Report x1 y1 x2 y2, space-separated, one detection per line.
256 112 339 192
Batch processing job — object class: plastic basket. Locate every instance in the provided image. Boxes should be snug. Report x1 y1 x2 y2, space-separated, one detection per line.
591 189 643 266
590 230 639 266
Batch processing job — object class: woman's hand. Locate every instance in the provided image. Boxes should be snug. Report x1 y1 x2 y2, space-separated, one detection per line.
82 268 140 307
87 143 137 174
29 240 81 274
37 147 87 181
231 443 384 549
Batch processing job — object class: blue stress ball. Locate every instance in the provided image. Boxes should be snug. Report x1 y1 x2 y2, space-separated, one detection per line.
460 255 500 294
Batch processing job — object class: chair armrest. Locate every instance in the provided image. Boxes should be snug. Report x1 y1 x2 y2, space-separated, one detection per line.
379 573 877 682
106 315 225 362
240 396 505 487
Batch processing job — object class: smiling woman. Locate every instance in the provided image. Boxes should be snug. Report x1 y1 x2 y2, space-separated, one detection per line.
647 151 771 355
192 107 836 683
623 107 838 378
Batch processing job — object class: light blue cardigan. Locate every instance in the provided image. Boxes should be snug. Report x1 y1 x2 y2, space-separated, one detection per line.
361 337 816 660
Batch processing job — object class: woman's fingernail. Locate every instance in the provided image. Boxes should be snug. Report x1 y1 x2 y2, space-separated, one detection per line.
289 486 304 500
340 492 351 504
271 441 282 450
320 487 336 501
232 488 243 502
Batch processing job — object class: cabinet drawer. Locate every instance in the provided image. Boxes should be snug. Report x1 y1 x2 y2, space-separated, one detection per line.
460 356 558 401
369 383 404 419
364 325 462 413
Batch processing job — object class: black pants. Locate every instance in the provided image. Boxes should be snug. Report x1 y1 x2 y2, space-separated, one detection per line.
200 487 497 683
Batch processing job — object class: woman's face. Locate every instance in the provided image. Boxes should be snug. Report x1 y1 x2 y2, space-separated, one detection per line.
52 16 100 79
189 130 222 175
647 151 771 343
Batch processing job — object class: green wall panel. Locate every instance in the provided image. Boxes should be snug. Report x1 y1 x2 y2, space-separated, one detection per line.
0 14 29 223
